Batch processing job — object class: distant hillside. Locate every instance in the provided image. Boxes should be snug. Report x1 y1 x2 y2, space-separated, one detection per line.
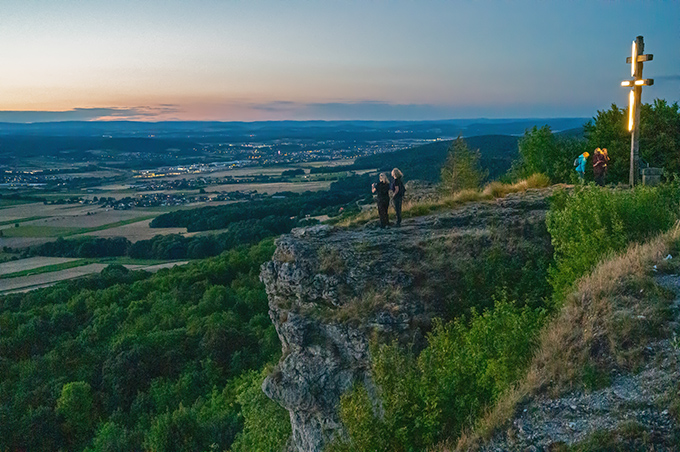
0 135 202 158
352 134 520 182
0 118 588 140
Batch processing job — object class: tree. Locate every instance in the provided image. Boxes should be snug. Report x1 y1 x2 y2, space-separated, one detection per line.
56 381 95 447
511 125 585 183
584 99 680 184
440 136 487 192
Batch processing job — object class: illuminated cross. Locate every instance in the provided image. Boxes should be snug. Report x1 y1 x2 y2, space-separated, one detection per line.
620 35 653 187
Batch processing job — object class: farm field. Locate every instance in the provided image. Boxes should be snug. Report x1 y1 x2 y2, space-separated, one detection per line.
297 158 354 168
0 216 157 238
0 201 193 249
0 260 189 294
0 256 79 276
205 180 332 194
77 218 187 242
160 165 291 180
0 199 35 208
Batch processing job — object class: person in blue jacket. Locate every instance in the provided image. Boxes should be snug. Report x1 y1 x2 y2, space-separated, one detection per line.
575 151 589 182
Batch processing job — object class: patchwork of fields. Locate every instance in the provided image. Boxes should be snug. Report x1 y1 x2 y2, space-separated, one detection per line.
0 161 361 293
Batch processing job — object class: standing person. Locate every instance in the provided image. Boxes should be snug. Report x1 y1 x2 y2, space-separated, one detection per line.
372 173 391 228
594 148 610 186
574 151 589 183
390 168 405 227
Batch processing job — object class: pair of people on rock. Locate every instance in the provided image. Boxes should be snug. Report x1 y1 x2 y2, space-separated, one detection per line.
371 168 405 228
575 148 610 186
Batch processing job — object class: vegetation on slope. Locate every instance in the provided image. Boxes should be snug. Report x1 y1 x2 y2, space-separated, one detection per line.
327 183 680 452
0 239 290 452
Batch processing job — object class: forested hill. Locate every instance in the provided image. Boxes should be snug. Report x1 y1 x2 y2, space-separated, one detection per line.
352 134 520 182
0 240 290 452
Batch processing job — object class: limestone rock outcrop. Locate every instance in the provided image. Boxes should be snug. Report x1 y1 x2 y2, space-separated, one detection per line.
260 190 553 452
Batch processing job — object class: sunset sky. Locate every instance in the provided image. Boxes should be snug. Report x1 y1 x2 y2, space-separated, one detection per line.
1 0 678 122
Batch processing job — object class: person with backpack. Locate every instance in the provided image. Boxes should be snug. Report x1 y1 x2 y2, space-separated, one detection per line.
592 147 610 186
390 168 405 226
574 151 589 183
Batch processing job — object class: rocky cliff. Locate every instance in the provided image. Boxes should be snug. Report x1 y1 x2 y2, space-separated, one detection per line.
260 190 554 452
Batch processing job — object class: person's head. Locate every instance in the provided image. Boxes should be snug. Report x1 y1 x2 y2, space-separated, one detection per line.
583 152 590 158
392 168 403 179
595 147 602 154
602 148 608 155
379 173 389 183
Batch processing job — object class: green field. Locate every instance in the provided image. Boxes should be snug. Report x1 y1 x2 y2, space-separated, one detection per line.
0 256 178 279
0 216 49 227
0 215 157 238
0 259 91 279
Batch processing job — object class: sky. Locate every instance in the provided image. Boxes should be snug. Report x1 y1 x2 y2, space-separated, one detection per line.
0 0 678 122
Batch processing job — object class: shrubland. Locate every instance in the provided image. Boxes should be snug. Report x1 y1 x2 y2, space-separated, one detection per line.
547 183 680 297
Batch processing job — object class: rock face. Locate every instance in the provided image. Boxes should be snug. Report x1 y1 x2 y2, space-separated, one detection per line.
260 190 553 452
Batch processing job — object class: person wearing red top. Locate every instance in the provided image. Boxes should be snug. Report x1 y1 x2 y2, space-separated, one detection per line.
592 148 610 186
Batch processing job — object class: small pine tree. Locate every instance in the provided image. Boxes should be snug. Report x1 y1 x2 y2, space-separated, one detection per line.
440 136 487 193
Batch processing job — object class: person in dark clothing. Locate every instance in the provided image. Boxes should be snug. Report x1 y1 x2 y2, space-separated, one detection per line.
390 168 405 226
372 173 391 228
592 147 610 186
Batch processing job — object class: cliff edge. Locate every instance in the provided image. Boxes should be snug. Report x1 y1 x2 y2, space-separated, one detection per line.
260 190 553 452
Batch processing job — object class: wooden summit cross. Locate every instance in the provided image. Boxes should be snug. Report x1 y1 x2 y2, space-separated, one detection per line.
621 35 653 187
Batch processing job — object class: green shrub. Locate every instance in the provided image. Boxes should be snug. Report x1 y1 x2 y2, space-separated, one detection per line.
330 298 545 452
510 125 587 183
547 184 680 297
229 369 291 452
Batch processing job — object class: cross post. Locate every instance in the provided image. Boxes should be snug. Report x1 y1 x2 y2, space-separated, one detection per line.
621 36 653 187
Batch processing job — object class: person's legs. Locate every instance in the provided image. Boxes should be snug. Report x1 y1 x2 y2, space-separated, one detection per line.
393 197 402 225
378 202 389 227
594 168 604 186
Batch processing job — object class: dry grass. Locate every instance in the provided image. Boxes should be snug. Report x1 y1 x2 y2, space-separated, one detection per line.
482 173 551 198
333 174 552 228
454 223 680 451
319 246 345 275
329 287 405 324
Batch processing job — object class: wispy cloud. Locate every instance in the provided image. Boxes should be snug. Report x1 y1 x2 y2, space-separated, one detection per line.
0 106 180 123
